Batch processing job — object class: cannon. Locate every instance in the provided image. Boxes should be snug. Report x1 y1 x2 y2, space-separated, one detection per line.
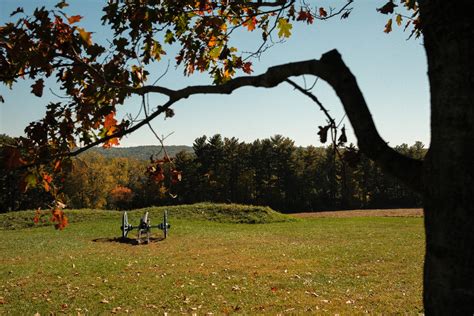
120 211 170 243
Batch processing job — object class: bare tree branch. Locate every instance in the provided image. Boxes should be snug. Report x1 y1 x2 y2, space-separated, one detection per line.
285 78 335 126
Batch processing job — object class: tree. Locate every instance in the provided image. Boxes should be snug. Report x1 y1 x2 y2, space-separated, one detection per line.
0 0 472 312
107 185 134 210
61 152 116 208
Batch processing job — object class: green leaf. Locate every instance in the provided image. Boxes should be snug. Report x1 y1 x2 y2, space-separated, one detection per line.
209 46 222 60
164 29 175 44
151 41 165 61
25 173 38 189
277 18 292 38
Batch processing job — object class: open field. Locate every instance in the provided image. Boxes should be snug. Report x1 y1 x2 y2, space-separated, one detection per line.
0 205 425 314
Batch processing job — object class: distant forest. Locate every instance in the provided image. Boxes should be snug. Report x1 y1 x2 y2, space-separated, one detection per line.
88 145 193 160
1 134 425 212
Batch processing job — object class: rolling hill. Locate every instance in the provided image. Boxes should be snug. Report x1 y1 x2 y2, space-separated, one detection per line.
87 145 193 160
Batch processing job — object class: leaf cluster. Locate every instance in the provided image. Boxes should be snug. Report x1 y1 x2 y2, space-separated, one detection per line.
377 0 421 38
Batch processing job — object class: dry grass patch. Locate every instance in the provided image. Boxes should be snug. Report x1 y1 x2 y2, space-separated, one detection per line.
292 208 423 218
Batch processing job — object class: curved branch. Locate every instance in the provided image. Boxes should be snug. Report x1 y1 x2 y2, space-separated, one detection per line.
315 50 423 192
71 49 422 192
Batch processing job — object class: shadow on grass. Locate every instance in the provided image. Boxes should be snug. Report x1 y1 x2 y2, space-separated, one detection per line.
92 236 165 245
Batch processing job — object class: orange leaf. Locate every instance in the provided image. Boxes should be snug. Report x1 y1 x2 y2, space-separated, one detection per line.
103 137 120 148
244 16 257 31
384 18 393 33
34 208 41 224
51 208 68 230
103 112 119 140
43 173 53 183
43 180 50 192
67 15 82 24
208 36 218 48
104 112 117 129
54 160 62 171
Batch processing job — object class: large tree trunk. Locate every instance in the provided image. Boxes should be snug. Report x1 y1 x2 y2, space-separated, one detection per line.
419 1 474 313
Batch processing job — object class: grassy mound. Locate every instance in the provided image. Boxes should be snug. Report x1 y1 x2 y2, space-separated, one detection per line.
0 203 294 230
137 203 295 224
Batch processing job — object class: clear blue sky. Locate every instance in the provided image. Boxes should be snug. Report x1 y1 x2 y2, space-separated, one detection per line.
0 0 430 148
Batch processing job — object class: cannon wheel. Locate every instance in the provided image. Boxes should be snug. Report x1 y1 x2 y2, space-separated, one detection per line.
163 210 168 239
121 211 129 238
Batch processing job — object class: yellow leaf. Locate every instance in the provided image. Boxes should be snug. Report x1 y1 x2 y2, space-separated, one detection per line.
231 17 240 26
396 14 402 26
277 18 292 38
209 46 222 60
159 185 167 195
220 23 227 32
77 27 92 46
106 125 117 136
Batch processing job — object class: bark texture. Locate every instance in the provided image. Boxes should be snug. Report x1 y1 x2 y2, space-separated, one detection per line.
419 1 474 314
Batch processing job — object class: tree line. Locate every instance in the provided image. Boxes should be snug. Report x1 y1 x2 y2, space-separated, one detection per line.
1 133 425 213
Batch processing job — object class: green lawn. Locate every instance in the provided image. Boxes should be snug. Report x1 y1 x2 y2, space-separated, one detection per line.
0 205 424 314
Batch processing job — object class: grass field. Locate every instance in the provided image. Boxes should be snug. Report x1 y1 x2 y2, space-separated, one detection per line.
0 204 425 314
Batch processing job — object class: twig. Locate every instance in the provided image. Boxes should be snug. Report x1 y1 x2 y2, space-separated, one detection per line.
285 78 335 126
